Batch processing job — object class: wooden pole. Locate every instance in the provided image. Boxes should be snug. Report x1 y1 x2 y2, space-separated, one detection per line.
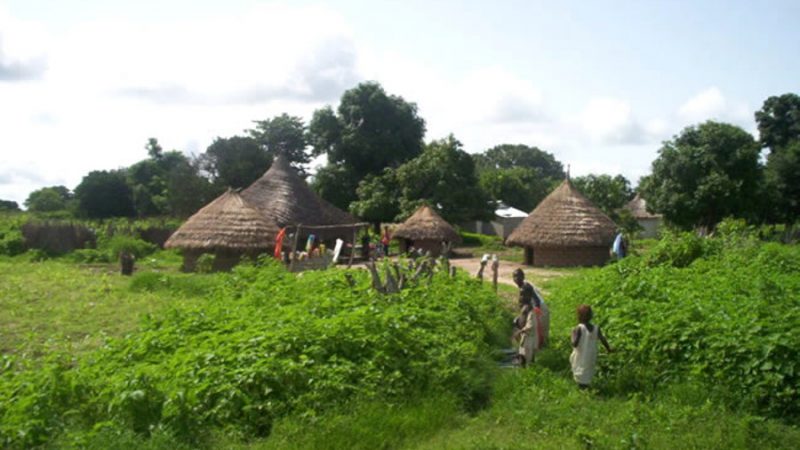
491 255 499 293
347 227 357 268
288 224 302 272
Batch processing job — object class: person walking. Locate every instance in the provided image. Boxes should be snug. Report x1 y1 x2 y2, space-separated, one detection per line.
570 304 612 388
512 269 544 366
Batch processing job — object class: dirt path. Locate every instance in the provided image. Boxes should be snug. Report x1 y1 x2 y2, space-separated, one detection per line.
447 257 570 289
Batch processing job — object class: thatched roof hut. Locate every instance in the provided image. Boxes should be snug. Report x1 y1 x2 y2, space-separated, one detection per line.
165 189 278 271
624 194 662 238
506 179 617 267
392 205 462 256
241 155 356 228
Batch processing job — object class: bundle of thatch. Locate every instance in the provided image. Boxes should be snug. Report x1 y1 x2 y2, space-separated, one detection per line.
392 205 461 256
165 189 278 271
506 179 616 266
241 155 356 228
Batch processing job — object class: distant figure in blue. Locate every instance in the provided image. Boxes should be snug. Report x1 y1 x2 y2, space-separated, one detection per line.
612 232 627 259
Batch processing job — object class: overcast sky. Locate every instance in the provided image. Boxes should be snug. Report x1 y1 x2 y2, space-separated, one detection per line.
1 0 799 205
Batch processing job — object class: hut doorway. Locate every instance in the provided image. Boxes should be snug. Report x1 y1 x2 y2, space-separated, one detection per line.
524 247 534 265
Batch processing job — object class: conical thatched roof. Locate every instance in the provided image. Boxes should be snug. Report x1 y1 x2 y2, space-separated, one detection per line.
392 205 462 243
507 179 617 247
240 155 357 227
165 189 278 251
625 194 662 219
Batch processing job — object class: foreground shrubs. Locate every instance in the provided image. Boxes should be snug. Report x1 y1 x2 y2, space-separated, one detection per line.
549 227 800 418
0 260 507 448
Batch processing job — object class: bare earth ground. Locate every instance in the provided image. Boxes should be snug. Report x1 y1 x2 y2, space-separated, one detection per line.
447 257 569 289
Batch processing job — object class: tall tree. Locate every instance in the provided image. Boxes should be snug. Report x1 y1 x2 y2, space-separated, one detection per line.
349 168 401 227
74 170 136 218
308 82 426 206
248 113 310 174
200 136 270 189
755 93 800 222
639 121 761 230
394 135 492 224
478 167 556 212
0 200 20 212
24 186 72 212
571 174 634 217
755 93 800 151
474 144 564 179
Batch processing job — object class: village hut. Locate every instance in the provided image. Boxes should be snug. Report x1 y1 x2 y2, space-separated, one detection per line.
624 194 662 239
392 205 462 257
506 179 617 267
165 189 279 272
240 155 358 243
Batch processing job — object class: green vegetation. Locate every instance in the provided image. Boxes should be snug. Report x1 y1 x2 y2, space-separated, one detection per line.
1 221 799 449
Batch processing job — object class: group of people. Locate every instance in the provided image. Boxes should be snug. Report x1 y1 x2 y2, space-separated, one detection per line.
511 269 612 388
360 227 392 259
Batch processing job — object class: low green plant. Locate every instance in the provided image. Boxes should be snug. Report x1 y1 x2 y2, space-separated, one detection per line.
104 235 157 260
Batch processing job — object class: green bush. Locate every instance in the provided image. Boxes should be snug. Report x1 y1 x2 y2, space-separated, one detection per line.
548 234 800 418
195 253 214 273
104 235 157 260
0 261 508 447
0 229 24 256
69 248 112 264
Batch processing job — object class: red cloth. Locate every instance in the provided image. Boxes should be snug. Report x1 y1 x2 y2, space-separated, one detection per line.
274 227 286 259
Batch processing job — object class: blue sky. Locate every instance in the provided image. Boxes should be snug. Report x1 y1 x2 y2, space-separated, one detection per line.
1 0 798 205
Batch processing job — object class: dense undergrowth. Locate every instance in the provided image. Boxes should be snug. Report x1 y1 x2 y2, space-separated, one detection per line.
547 222 800 419
0 259 508 448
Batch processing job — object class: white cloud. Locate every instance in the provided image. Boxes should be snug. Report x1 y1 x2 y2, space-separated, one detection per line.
578 97 651 145
0 6 48 80
677 87 753 130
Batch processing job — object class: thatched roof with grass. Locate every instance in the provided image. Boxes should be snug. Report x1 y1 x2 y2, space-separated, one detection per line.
506 179 617 247
165 189 278 251
392 205 462 243
625 194 662 219
240 155 357 227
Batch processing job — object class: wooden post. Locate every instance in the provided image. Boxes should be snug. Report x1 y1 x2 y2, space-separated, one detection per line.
491 255 499 293
347 227 357 268
288 225 302 272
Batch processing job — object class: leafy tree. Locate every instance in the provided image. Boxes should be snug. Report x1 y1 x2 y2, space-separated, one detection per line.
763 141 800 222
24 186 72 212
474 144 564 180
639 121 761 230
755 93 800 222
571 174 634 217
394 135 492 224
0 200 20 211
309 164 359 212
308 82 426 204
478 167 555 212
166 156 217 217
200 136 270 189
755 93 800 151
349 168 401 227
248 114 310 174
74 170 136 218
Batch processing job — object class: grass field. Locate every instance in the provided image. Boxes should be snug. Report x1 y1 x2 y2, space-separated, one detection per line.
2 246 799 449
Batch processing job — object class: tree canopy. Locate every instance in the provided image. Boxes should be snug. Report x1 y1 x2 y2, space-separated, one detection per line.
248 113 310 175
0 200 20 212
200 136 270 190
24 186 72 212
639 121 761 230
74 170 136 218
474 144 564 212
570 174 634 217
309 82 426 206
755 93 800 222
474 144 564 179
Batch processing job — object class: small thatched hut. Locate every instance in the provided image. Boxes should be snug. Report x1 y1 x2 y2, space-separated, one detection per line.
624 194 662 239
165 189 279 271
392 205 462 257
240 155 358 242
506 179 617 267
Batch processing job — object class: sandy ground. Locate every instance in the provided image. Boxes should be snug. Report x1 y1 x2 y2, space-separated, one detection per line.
447 257 570 289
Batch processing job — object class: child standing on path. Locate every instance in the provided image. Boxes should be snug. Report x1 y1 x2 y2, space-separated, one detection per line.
570 304 612 387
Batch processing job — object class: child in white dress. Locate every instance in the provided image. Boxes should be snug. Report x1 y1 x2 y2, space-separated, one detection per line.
570 304 612 387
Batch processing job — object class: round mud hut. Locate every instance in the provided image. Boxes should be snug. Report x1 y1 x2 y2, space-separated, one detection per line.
240 155 358 242
165 189 279 272
392 205 462 257
506 179 617 267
